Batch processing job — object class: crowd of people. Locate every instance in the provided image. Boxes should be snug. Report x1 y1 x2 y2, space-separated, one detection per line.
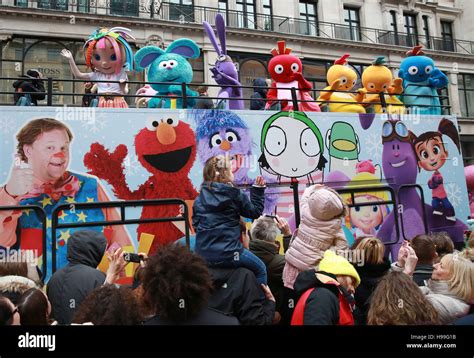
1 153 473 326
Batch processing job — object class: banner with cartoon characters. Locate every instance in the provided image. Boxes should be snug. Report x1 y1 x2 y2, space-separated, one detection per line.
0 107 469 275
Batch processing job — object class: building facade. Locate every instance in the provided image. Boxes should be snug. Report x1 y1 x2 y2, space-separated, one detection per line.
1 0 473 161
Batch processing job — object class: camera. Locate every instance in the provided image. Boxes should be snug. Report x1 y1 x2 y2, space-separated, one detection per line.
123 252 143 263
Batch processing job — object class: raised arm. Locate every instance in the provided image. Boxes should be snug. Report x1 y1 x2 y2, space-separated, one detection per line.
61 49 93 80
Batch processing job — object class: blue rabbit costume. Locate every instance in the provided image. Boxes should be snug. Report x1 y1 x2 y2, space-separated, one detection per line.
135 39 200 108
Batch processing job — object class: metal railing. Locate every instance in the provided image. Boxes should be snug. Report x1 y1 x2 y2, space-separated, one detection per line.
0 205 48 281
51 198 191 273
1 1 473 55
0 76 452 114
336 185 401 245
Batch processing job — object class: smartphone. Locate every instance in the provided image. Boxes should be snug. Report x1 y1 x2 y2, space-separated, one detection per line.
123 252 143 263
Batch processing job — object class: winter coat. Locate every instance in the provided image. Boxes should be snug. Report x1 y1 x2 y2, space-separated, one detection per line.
283 185 348 289
420 280 471 324
412 264 434 287
13 77 45 105
46 231 107 325
293 269 355 325
353 258 391 324
193 182 265 263
249 238 285 311
250 78 268 110
208 267 275 325
144 307 239 325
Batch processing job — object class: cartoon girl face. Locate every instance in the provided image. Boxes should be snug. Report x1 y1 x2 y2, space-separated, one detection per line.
415 136 448 171
90 39 123 74
350 195 384 234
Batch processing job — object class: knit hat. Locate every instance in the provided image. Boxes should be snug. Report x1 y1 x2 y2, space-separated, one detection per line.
307 185 346 221
318 250 361 287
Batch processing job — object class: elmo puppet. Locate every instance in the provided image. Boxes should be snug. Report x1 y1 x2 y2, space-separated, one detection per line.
84 115 197 253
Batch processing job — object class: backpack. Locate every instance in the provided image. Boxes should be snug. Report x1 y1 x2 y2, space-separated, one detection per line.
291 282 354 325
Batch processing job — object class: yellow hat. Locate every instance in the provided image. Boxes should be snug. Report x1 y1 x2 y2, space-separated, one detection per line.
318 250 361 287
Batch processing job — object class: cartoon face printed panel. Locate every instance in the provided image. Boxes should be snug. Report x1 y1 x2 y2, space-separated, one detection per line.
0 108 469 260
258 111 326 180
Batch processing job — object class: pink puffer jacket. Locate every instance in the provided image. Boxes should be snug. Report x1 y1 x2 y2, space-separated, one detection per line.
283 184 349 289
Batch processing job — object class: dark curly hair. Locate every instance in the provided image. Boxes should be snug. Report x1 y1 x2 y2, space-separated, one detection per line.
72 285 141 325
142 244 213 322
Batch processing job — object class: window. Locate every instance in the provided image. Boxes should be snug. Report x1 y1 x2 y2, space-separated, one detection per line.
299 0 318 36
236 0 256 30
343 6 361 41
37 0 68 10
218 0 228 22
404 13 418 47
440 21 454 52
422 15 431 48
110 0 139 17
169 0 194 22
390 11 398 33
458 73 474 117
382 10 400 46
77 0 90 12
263 0 273 31
14 0 28 7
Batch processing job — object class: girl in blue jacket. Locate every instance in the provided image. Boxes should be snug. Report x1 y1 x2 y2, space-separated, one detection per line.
193 155 268 287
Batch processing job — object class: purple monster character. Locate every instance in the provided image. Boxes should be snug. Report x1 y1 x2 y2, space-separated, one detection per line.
377 120 466 260
203 14 244 110
193 109 277 213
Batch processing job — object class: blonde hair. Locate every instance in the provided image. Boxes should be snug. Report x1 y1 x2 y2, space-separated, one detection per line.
353 236 384 265
443 254 474 303
203 155 233 184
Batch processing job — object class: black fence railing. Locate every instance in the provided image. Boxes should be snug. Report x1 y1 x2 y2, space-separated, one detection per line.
51 198 191 273
0 76 452 114
0 205 48 281
1 1 473 55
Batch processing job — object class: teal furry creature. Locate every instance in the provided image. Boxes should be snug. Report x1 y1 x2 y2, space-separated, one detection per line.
135 39 200 109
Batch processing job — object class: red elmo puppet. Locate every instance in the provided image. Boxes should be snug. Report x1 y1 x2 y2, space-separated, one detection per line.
84 116 198 253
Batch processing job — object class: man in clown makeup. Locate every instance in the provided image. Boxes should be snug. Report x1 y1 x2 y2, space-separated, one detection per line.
0 118 132 279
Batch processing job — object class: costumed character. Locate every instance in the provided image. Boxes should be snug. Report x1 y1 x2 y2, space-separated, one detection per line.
84 115 198 254
266 41 320 112
413 118 461 222
0 118 131 278
203 14 244 110
318 54 365 113
360 56 405 114
134 39 200 109
61 27 135 108
377 120 466 260
192 109 277 213
398 46 448 115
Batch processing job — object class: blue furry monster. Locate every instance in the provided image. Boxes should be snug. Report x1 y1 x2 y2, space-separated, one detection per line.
399 45 448 115
135 39 200 109
192 109 278 213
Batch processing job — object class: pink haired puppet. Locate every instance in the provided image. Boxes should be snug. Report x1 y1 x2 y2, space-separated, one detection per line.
61 27 135 108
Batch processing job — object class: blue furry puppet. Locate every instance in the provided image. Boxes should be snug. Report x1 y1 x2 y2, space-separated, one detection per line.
135 39 200 109
399 45 448 115
191 109 278 214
